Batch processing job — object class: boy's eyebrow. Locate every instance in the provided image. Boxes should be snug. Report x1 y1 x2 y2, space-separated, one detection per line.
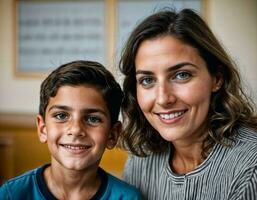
84 108 109 117
135 62 197 75
48 105 108 117
48 105 71 112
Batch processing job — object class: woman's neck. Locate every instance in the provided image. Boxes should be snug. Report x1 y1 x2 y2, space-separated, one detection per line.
170 128 210 174
170 142 204 174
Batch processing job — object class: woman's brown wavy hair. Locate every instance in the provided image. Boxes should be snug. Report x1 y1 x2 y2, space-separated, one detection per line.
118 8 257 157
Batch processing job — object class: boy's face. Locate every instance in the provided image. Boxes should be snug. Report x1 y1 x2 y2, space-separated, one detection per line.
37 85 121 171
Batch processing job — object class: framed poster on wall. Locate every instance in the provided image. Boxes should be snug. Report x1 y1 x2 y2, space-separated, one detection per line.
15 0 107 77
115 0 203 61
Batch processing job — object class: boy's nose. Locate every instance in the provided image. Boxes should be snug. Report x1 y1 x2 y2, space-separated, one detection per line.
67 120 85 137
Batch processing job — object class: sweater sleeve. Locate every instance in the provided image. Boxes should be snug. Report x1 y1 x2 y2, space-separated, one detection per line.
123 154 148 191
122 154 137 185
227 165 257 200
123 154 151 200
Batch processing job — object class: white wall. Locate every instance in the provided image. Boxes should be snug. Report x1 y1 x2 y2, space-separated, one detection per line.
207 0 257 102
0 0 42 114
0 0 256 114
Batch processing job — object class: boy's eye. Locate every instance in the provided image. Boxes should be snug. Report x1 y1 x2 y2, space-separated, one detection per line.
174 71 191 81
54 113 69 121
85 116 102 125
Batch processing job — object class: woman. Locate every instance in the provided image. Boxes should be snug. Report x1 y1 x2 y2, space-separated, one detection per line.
119 8 257 199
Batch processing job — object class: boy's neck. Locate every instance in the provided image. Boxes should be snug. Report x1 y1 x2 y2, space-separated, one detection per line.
44 163 101 200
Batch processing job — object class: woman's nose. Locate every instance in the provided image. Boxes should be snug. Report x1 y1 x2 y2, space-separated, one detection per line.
156 82 176 106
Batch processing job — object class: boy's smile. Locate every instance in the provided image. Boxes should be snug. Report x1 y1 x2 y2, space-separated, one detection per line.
37 85 116 171
59 143 91 154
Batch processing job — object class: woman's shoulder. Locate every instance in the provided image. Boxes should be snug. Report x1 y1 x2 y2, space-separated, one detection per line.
123 150 170 176
236 126 257 143
226 127 257 168
127 149 170 167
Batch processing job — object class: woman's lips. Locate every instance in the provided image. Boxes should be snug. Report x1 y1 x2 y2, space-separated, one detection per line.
157 110 187 123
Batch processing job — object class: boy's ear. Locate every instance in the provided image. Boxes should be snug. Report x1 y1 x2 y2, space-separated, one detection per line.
36 114 47 143
106 121 122 150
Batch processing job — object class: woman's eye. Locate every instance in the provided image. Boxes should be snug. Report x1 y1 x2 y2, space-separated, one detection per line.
86 116 101 125
174 71 191 80
139 77 155 86
54 113 68 121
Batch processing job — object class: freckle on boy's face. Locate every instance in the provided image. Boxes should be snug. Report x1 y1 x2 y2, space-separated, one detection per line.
38 85 113 171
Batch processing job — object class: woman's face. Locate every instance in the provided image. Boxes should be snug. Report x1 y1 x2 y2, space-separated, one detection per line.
135 35 220 146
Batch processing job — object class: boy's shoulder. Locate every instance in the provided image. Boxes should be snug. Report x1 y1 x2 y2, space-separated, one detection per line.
100 168 142 199
0 165 44 199
1 166 39 186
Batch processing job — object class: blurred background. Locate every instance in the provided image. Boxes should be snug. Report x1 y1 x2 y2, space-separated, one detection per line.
0 0 257 184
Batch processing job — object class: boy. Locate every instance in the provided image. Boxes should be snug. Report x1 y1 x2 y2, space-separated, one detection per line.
0 60 141 199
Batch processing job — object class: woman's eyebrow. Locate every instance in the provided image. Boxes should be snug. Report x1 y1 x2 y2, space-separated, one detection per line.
135 70 153 75
166 62 197 72
136 62 197 75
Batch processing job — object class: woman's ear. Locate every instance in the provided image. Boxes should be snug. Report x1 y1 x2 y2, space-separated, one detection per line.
212 72 224 92
36 114 47 143
106 121 122 150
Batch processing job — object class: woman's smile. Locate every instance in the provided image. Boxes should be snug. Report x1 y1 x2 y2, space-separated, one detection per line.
157 110 187 123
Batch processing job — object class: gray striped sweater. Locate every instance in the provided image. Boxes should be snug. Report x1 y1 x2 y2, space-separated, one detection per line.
123 127 257 199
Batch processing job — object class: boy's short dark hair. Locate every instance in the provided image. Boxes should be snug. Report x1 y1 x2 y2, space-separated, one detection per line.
39 60 123 125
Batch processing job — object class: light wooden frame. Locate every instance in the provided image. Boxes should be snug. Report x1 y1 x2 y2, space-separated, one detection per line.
14 0 114 78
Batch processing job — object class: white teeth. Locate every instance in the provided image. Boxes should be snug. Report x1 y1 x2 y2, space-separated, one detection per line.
160 111 184 120
63 144 89 150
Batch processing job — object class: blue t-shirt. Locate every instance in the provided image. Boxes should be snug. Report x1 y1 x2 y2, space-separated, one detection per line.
0 164 141 200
